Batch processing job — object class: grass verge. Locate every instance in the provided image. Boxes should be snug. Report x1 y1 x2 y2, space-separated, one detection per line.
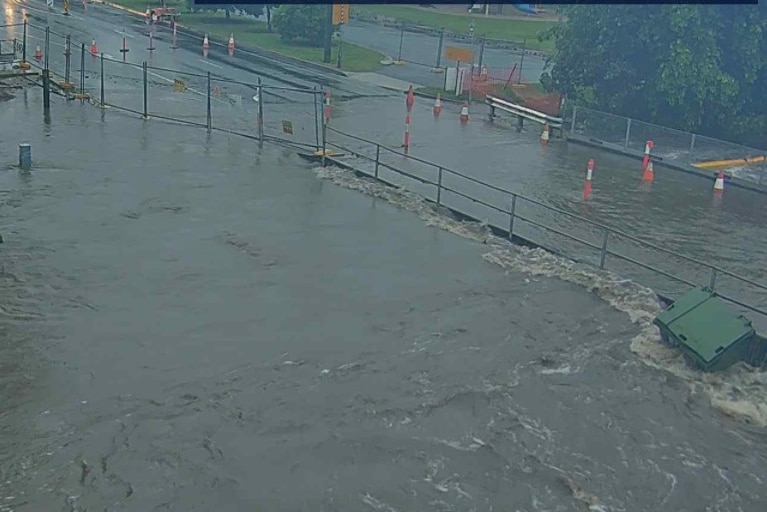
353 4 557 52
107 3 385 72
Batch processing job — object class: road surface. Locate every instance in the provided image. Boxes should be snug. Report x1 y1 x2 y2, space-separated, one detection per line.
2 79 767 512
3 0 766 321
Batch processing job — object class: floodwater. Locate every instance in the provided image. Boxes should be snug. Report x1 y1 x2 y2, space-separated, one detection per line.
2 84 767 511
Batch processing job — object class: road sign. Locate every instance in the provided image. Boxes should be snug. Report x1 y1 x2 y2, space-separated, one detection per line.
332 4 350 25
282 120 293 135
444 46 474 64
172 78 186 92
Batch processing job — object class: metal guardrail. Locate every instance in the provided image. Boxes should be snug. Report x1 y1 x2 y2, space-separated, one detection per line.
322 125 767 323
486 94 563 130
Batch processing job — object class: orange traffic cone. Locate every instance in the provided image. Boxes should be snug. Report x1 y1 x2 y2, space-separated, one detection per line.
34 45 42 61
228 34 235 56
540 123 550 145
459 102 469 123
713 171 725 194
642 160 654 182
583 158 594 200
213 85 221 97
90 39 99 55
433 93 442 117
202 34 210 55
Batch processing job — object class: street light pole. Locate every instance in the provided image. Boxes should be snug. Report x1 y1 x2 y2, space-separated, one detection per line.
323 4 333 64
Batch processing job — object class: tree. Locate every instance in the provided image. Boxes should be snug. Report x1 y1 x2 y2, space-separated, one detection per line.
541 5 767 148
272 4 327 46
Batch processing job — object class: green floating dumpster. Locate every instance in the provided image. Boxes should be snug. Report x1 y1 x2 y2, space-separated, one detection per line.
653 287 756 372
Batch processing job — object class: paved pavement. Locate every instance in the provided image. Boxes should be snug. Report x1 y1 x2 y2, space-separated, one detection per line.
3 74 767 512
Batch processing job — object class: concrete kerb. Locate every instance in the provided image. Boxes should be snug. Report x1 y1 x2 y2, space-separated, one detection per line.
96 2 349 78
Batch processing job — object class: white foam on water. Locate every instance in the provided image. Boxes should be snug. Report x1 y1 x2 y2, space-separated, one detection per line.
311 164 767 427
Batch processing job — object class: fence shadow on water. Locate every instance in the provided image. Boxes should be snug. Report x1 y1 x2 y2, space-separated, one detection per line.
324 126 767 332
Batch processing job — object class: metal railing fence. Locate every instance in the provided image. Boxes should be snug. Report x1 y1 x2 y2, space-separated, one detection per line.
569 105 767 185
321 125 767 330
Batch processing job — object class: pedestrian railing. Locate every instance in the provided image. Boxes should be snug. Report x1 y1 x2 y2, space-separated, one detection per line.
323 125 767 326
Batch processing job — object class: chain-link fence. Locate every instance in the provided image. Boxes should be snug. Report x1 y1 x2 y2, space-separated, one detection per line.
569 105 767 185
9 20 323 152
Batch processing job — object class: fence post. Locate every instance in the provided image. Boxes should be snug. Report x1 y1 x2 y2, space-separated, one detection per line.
42 26 50 119
206 71 212 133
321 122 327 167
22 20 27 63
517 39 526 84
374 144 380 179
100 52 105 107
436 166 443 206
760 156 766 186
397 23 404 62
570 105 577 135
435 28 444 69
508 194 517 239
624 118 631 148
80 43 85 99
708 268 717 290
599 229 609 269
257 77 264 141
689 133 697 163
143 61 148 119
64 34 71 85
313 86 320 151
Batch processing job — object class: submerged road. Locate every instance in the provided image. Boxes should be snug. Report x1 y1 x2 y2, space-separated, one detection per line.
2 1 766 321
2 80 767 512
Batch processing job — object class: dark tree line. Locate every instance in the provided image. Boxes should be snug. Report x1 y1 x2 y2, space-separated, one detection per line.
541 4 767 148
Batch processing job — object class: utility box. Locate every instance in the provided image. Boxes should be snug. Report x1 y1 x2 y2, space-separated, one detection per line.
654 287 755 372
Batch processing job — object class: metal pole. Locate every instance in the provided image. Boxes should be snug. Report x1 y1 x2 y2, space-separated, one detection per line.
689 133 697 162
321 122 327 167
206 71 212 132
508 194 516 239
80 43 86 99
22 20 27 63
313 87 320 151
518 39 526 85
43 27 50 117
64 35 71 85
143 61 148 118
624 118 631 148
436 166 443 206
478 38 485 69
374 144 380 179
599 229 609 269
397 24 404 62
708 268 717 290
100 52 105 107
336 25 343 69
257 77 264 141
435 28 444 69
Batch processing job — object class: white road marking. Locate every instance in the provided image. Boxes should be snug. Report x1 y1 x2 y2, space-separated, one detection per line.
198 59 222 69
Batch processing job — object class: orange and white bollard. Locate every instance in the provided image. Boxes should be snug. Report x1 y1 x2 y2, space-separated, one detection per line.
90 39 99 55
405 85 415 113
583 159 595 200
202 34 210 57
459 102 469 124
228 34 235 57
642 140 655 176
403 113 411 152
324 90 332 125
34 45 42 61
713 171 725 194
642 160 654 182
540 123 550 145
433 93 442 118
